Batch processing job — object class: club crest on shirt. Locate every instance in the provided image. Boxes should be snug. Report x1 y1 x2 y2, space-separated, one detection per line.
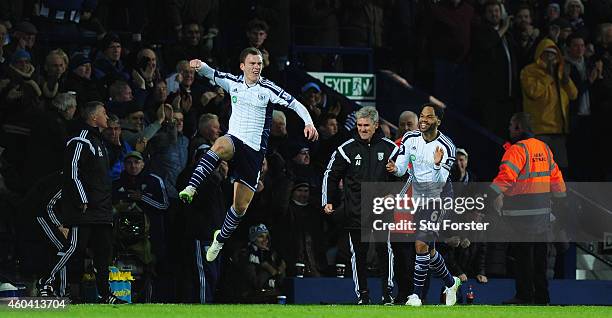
378 152 384 161
258 94 266 101
232 96 238 103
98 146 103 157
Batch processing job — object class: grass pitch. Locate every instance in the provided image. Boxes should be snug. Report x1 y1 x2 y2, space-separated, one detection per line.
2 304 611 318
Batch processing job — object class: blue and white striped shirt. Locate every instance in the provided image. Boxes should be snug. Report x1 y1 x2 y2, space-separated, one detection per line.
198 64 313 151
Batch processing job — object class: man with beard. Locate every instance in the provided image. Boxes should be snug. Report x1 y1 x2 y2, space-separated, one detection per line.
387 103 461 306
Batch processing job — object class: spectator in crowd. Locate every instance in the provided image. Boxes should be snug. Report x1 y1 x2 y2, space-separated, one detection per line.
64 53 102 107
120 101 165 148
544 3 562 28
267 110 288 156
471 0 519 138
245 19 270 68
190 113 221 157
168 60 216 137
424 0 474 113
287 82 336 139
520 38 577 176
311 111 357 177
276 181 325 277
103 114 145 181
513 5 541 69
94 33 129 81
3 22 39 66
565 33 599 180
145 105 190 204
112 150 169 301
145 79 170 121
449 148 480 198
547 18 573 54
564 0 589 38
163 22 218 72
23 93 77 187
234 224 286 303
396 110 418 139
1 49 42 117
443 237 488 285
222 0 290 72
107 80 135 117
38 49 69 101
131 48 161 93
286 143 319 189
171 110 190 175
229 19 278 81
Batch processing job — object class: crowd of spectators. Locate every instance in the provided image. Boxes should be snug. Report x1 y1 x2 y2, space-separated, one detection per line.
0 0 610 304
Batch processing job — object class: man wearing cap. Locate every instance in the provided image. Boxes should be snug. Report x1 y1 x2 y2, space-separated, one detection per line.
113 151 169 255
1 49 41 115
64 52 102 106
3 21 38 64
547 18 573 52
520 38 577 176
234 224 287 303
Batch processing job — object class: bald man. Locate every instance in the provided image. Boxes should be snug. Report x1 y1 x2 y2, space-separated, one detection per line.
396 111 418 139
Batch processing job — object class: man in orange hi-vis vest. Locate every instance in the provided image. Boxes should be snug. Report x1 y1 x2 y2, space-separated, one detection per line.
490 112 566 305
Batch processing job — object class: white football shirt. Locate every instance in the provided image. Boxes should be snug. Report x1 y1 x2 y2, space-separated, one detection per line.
197 64 313 151
394 130 456 197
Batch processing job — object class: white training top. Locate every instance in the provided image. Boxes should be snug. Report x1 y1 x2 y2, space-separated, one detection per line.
198 64 313 151
394 130 456 197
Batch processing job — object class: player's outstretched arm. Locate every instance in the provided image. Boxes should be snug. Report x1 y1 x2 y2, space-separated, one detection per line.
189 59 204 71
304 124 319 141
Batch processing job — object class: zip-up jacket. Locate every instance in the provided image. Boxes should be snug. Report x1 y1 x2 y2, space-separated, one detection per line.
61 123 113 225
491 135 566 217
112 171 170 213
322 130 399 229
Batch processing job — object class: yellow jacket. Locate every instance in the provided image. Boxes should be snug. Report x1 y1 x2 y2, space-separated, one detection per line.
520 38 578 134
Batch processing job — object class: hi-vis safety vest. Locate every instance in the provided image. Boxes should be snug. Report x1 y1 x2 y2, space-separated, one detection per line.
491 137 566 217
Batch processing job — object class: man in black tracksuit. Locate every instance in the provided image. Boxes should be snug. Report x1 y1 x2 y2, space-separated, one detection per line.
322 107 399 305
39 101 126 304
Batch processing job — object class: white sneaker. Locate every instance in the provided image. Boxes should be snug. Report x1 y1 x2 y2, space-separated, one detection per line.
444 276 462 306
206 230 224 262
405 294 422 306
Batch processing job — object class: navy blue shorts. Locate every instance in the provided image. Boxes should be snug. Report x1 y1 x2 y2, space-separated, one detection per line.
227 134 265 192
414 207 447 243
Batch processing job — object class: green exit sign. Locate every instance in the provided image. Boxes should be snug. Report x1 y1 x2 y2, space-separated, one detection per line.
308 72 376 103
